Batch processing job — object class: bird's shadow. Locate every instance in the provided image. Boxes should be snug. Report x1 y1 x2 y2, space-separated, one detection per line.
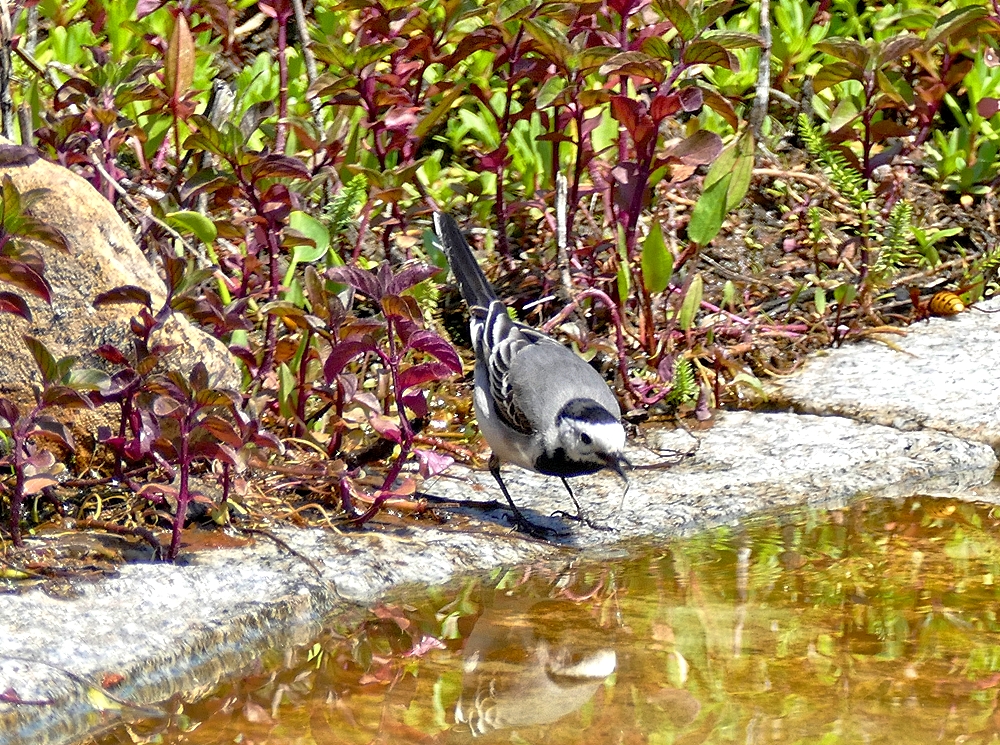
416 490 611 544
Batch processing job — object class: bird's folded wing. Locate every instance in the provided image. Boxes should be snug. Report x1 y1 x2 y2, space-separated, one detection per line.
475 302 541 436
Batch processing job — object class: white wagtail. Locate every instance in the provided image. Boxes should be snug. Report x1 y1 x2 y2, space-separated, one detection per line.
432 212 629 536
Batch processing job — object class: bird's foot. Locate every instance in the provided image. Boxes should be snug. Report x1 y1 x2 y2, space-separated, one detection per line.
550 509 614 532
506 511 569 539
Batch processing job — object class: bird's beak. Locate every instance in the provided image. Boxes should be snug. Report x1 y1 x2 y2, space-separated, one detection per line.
604 451 631 483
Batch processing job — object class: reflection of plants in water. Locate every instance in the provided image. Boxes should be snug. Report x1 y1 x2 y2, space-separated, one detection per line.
628 498 1000 742
94 497 1000 744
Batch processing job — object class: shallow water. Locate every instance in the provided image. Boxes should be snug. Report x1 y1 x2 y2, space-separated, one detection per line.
90 495 1000 744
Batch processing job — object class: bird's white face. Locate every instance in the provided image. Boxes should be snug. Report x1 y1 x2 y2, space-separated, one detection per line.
556 416 627 469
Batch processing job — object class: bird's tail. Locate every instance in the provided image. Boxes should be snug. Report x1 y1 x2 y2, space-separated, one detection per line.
433 212 498 308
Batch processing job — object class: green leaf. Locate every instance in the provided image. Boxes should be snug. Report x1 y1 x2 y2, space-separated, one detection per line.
928 5 991 46
813 61 863 93
678 274 703 331
166 211 217 245
834 283 857 306
523 18 572 65
352 42 401 71
65 368 112 392
616 225 631 300
288 211 331 263
497 0 532 22
727 131 755 210
574 46 616 72
722 280 736 308
732 372 765 397
684 40 735 70
23 335 58 385
600 51 666 83
641 221 673 294
816 38 868 67
535 76 566 108
413 83 466 140
828 97 861 132
640 37 674 62
688 173 731 246
877 35 922 67
703 31 764 50
814 287 826 315
277 363 296 420
656 0 696 41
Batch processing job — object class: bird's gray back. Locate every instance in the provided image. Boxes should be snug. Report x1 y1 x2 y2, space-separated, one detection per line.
505 336 621 428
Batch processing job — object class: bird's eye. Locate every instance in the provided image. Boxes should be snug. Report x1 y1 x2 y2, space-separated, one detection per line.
580 432 592 445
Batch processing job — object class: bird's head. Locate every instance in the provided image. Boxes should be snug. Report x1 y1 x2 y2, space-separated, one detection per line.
539 398 629 478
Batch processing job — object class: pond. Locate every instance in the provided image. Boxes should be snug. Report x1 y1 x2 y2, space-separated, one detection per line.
86 494 1000 744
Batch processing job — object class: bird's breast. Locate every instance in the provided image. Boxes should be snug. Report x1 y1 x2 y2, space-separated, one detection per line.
533 448 605 477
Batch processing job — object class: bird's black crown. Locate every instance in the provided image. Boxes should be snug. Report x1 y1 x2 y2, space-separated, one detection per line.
556 398 619 425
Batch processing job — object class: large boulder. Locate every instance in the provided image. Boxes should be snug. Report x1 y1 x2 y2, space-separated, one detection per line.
0 142 240 441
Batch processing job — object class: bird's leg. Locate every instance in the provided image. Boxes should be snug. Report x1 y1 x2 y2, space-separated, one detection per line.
488 454 561 538
551 477 613 532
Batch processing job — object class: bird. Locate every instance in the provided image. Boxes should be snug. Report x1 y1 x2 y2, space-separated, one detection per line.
455 596 617 734
432 211 629 536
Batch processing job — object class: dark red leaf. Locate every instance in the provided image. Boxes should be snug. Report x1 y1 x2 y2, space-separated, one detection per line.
446 27 504 68
401 389 428 418
397 362 457 393
0 258 50 303
405 330 462 373
164 12 195 102
381 295 422 322
251 154 311 181
95 344 130 365
30 417 76 449
258 183 293 224
250 429 283 451
189 440 239 466
669 129 723 166
229 345 259 372
135 0 166 18
258 0 294 23
369 414 401 442
868 119 913 141
326 265 382 299
324 339 378 382
413 447 454 478
610 96 654 147
193 388 240 407
0 292 30 321
978 97 1000 118
40 386 93 411
650 92 681 121
198 414 243 446
480 145 509 171
93 285 153 308
190 362 209 393
677 86 704 113
385 264 440 296
0 398 19 427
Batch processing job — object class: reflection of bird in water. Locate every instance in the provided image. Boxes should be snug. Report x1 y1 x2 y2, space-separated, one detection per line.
454 598 616 736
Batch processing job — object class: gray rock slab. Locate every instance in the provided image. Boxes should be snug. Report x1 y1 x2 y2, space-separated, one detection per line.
773 296 1000 449
2 411 995 745
424 410 999 537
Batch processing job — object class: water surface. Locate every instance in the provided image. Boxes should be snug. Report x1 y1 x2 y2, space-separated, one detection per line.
90 495 1000 744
